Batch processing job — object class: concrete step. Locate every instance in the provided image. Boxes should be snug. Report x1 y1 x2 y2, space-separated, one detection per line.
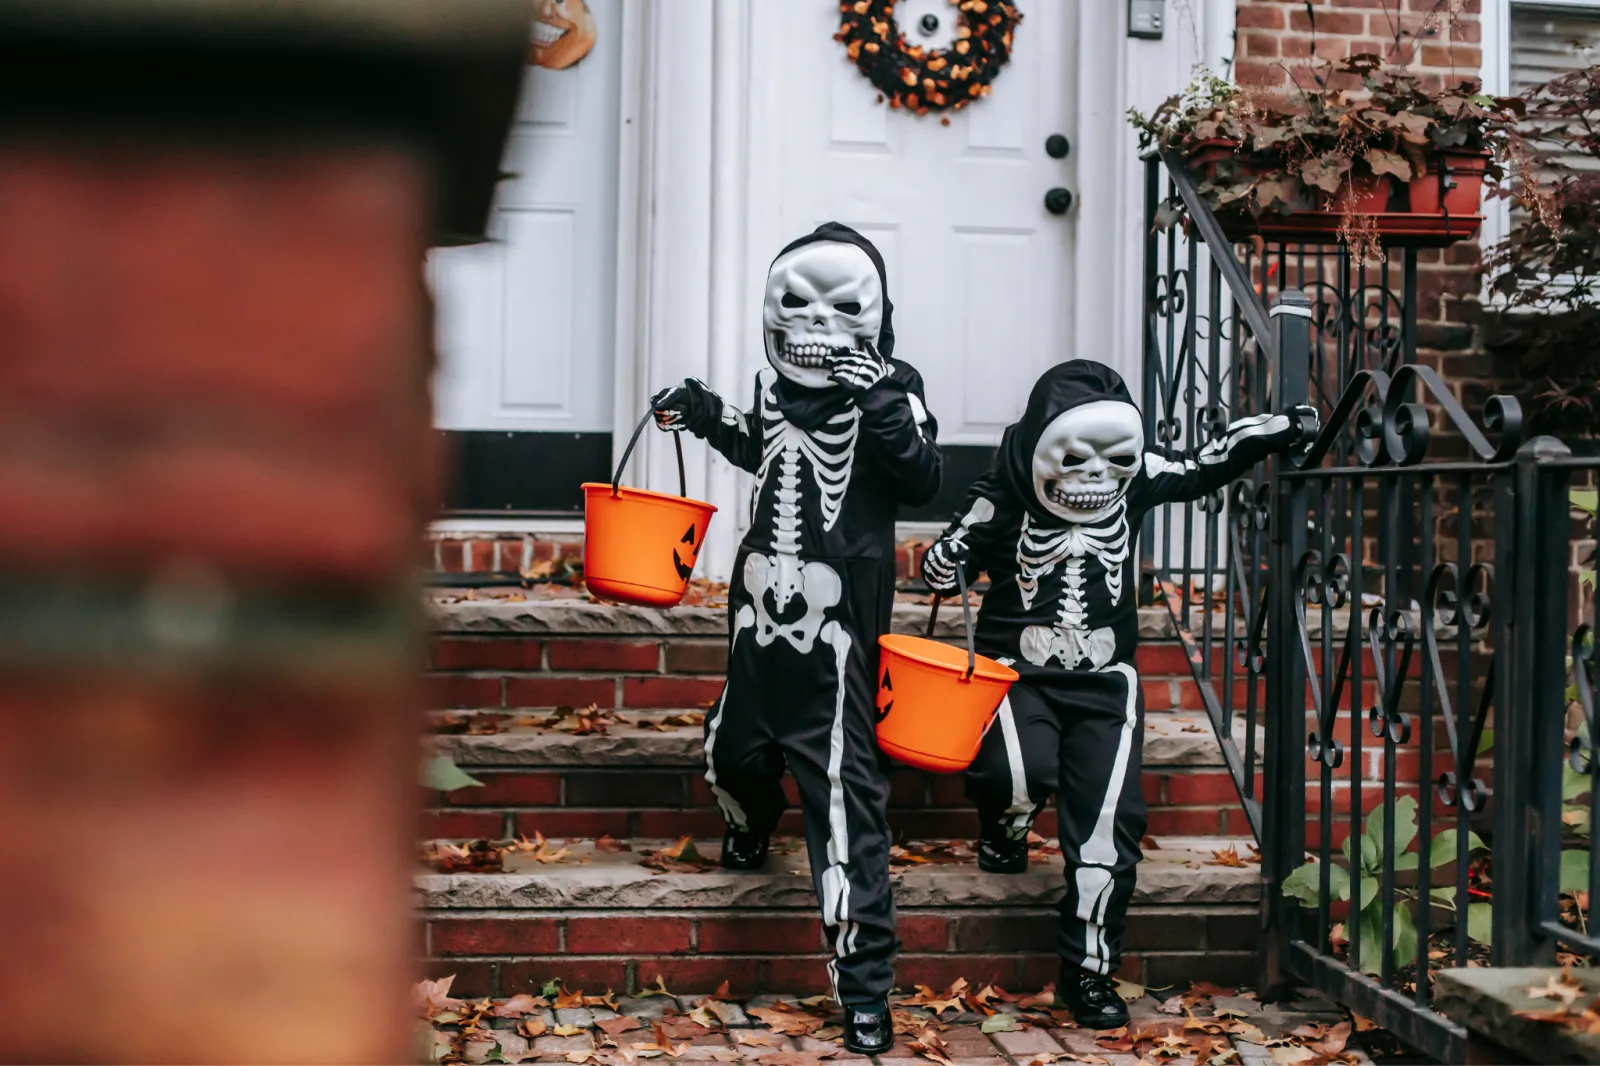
420 710 1265 843
416 835 1261 1000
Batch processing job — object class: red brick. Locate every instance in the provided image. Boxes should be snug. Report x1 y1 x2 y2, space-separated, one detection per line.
1421 44 1479 68
420 810 505 839
897 955 1017 991
496 538 528 571
1163 771 1241 806
697 916 821 955
929 774 969 806
566 771 687 807
664 641 729 674
467 538 495 572
568 916 692 955
432 638 544 671
1235 5 1286 29
637 810 728 838
432 918 561 956
1135 643 1208 676
1019 954 1066 991
423 674 502 710
890 772 932 806
1241 32 1280 57
445 771 562 807
622 677 726 709
950 913 1056 952
425 959 495 998
635 957 762 995
1142 680 1176 710
1235 59 1289 88
1288 9 1366 33
504 677 615 709
515 810 630 839
898 915 949 953
1146 808 1225 836
502 959 628 996
762 957 836 995
885 809 979 838
547 640 660 673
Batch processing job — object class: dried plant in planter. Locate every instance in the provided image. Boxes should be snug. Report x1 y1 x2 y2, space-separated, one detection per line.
1129 56 1513 259
1482 67 1600 436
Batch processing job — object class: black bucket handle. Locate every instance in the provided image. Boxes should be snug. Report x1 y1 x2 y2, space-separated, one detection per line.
612 405 687 499
923 553 978 681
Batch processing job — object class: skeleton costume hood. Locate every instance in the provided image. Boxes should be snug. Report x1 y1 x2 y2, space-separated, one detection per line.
998 360 1138 527
765 223 905 433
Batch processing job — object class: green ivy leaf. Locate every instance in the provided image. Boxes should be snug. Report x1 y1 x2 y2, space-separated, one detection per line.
1477 729 1494 756
422 754 483 792
1359 875 1379 913
1366 148 1414 181
1572 488 1599 517
1562 849 1591 893
1429 828 1487 868
1282 860 1324 905
1467 902 1493 946
981 1014 1020 1034
1393 900 1419 969
1565 764 1591 802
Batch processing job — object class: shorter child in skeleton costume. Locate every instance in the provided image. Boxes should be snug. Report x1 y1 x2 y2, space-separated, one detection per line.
652 223 941 1054
920 361 1315 1029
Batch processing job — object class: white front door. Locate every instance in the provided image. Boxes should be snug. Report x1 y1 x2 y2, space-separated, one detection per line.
752 1 1077 448
429 4 622 437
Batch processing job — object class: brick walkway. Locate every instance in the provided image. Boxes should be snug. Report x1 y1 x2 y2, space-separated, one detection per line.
420 979 1380 1066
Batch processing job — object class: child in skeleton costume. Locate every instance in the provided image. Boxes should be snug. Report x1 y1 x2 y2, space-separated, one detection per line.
920 361 1315 1029
652 223 941 1054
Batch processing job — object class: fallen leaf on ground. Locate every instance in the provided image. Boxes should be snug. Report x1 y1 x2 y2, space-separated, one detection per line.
1526 969 1585 1009
415 975 468 1019
749 1007 824 1036
1350 1013 1377 1032
907 1028 955 1066
595 835 630 854
1268 1048 1316 1065
896 978 969 1016
1115 980 1145 1002
734 1031 774 1046
1185 981 1235 1003
422 839 504 874
815 1025 844 1041
1063 1057 1108 1066
641 836 717 873
520 1017 548 1039
564 1053 594 1065
1207 846 1248 868
1018 984 1055 1009
491 993 550 1018
980 1013 1019 1033
708 1049 741 1062
795 994 834 1013
892 1010 928 1036
763 1054 836 1066
553 1024 587 1037
1156 994 1185 1015
598 1017 644 1036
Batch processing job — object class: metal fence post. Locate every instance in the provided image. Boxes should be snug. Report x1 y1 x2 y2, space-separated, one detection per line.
1260 290 1312 995
1496 437 1571 965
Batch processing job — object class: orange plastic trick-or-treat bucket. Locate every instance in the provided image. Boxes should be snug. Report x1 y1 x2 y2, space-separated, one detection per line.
582 410 716 609
875 565 1017 773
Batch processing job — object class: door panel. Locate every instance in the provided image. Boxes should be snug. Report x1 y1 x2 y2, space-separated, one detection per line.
429 4 621 434
772 1 1075 448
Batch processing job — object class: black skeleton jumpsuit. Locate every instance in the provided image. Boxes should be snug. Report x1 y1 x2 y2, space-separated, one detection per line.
678 358 940 1003
923 360 1298 978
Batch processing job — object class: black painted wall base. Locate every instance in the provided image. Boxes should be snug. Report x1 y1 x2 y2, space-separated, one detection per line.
438 429 994 523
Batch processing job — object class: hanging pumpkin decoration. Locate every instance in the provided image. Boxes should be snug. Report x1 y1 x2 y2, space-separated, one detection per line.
835 0 1023 117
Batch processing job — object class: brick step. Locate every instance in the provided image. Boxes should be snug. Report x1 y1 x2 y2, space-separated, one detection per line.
421 710 1266 841
417 835 1260 999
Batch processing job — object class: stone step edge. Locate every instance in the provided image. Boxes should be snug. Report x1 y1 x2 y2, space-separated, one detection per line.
426 710 1257 769
430 597 1316 639
415 836 1261 910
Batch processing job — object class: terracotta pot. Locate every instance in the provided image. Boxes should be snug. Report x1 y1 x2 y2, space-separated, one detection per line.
1407 150 1489 215
1319 173 1393 214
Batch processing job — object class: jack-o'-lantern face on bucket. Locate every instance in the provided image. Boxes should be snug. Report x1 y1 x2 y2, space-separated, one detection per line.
531 0 597 70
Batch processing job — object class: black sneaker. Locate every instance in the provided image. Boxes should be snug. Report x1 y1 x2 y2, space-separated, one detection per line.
719 826 769 870
1059 965 1130 1030
976 824 1030 874
843 1000 893 1054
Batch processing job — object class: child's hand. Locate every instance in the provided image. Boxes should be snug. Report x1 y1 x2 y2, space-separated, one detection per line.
827 341 889 394
652 378 718 432
921 537 970 596
1286 404 1320 451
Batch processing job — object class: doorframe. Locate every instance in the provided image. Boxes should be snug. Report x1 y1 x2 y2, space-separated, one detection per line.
610 0 654 475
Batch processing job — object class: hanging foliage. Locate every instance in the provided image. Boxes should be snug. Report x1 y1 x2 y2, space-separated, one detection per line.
835 0 1022 117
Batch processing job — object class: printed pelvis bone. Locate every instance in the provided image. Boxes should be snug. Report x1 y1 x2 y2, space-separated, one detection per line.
1032 399 1145 523
763 241 884 390
743 552 842 654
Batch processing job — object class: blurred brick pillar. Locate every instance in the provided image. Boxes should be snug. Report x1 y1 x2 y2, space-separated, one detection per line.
0 5 527 1062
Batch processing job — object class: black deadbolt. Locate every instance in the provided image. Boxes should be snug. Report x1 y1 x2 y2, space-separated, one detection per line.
919 12 939 34
1045 133 1071 159
1044 187 1073 215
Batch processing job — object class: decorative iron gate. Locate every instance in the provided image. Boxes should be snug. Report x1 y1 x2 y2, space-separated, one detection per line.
1141 147 1600 1062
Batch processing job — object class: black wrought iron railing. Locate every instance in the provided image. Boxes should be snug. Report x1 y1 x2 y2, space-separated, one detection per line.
1142 147 1600 1064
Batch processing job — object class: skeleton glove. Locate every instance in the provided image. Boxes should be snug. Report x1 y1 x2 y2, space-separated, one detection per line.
1284 404 1321 456
827 341 890 394
920 537 970 597
652 378 722 433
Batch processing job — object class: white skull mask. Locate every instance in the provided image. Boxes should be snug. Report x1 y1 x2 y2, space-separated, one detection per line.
762 242 884 389
1032 400 1145 522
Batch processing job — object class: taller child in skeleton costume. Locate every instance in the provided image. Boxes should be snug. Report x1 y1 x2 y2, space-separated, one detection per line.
652 223 941 1054
921 361 1314 1029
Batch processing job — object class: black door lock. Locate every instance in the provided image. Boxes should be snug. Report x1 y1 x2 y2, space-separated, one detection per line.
1045 133 1070 159
1044 187 1073 215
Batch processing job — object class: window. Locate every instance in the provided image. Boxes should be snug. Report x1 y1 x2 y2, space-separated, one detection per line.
1511 3 1600 176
